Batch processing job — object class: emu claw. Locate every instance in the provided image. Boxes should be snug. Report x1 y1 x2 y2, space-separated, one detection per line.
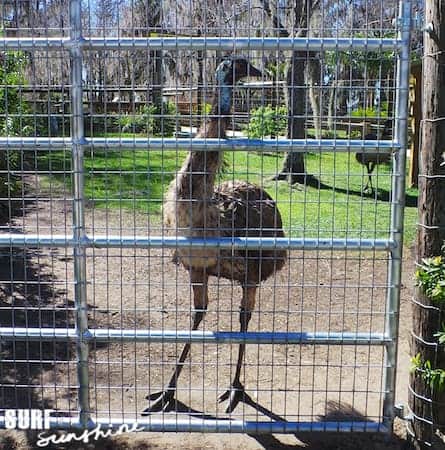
218 383 245 413
142 390 176 414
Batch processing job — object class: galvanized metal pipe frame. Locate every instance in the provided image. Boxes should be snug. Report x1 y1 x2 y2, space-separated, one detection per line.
0 328 392 345
0 36 403 51
0 0 412 435
0 136 399 152
69 0 91 429
0 235 396 251
0 416 388 434
381 0 412 431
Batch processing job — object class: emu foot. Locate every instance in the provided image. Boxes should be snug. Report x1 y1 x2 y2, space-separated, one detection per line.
218 382 246 413
362 186 375 195
270 172 288 181
142 390 176 414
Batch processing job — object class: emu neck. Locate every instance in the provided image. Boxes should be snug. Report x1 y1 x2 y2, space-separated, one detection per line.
198 86 232 138
174 84 232 202
213 85 232 116
174 150 222 202
169 81 234 233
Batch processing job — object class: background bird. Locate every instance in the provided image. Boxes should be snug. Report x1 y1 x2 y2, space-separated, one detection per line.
355 119 393 194
143 56 287 414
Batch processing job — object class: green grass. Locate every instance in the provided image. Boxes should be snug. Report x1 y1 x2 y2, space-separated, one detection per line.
38 144 418 244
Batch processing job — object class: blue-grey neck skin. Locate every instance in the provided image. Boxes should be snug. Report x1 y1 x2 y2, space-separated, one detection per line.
215 64 233 115
218 85 232 114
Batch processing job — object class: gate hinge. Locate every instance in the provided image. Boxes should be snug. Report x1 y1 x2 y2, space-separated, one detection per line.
394 403 405 419
394 403 414 423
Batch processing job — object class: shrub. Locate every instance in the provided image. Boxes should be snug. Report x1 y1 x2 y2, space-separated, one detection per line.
416 255 445 305
118 102 177 136
411 353 445 393
0 50 32 215
0 51 32 136
153 101 177 136
351 103 389 119
118 104 156 134
245 105 288 138
411 248 445 396
201 103 212 115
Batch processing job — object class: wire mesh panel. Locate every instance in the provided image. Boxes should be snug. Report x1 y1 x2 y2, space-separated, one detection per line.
0 0 413 436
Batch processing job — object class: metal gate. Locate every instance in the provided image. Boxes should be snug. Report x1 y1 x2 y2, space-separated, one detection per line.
0 0 412 436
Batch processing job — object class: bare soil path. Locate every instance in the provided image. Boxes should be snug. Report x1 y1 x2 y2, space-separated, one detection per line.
0 199 415 450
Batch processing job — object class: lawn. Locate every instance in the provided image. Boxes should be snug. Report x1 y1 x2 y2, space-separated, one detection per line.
38 143 418 244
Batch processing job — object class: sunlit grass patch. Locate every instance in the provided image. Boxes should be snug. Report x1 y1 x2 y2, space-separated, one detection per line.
38 144 418 244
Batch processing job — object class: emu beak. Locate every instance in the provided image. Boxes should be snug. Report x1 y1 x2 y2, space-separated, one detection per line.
247 63 263 78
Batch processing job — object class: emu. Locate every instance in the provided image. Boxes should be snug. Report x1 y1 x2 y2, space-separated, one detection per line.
355 119 393 194
143 56 287 414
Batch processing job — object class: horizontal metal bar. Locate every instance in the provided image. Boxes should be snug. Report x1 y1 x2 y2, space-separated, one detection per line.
0 137 70 149
0 234 396 251
0 137 400 152
0 327 77 341
0 37 69 49
0 416 388 433
0 36 402 51
0 327 391 345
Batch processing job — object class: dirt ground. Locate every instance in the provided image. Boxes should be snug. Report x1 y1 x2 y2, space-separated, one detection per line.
0 196 418 450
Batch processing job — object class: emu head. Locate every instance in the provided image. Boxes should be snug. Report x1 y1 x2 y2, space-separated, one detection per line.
215 56 262 86
214 56 262 114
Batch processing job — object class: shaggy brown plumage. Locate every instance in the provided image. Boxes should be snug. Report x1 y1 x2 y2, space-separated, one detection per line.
143 57 286 415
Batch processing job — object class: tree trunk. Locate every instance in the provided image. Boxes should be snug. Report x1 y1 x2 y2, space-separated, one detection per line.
273 51 307 184
261 0 321 183
152 49 163 109
416 2 445 269
410 0 445 447
197 30 203 115
410 290 445 448
327 80 336 132
307 55 321 139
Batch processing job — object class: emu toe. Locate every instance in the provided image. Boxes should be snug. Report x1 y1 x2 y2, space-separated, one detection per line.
362 186 375 195
218 382 246 413
142 390 176 414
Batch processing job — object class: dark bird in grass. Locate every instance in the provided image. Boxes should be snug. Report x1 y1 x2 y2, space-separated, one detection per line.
142 56 287 414
355 119 393 194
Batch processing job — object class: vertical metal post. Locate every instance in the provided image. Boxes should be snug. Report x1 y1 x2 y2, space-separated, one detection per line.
383 0 412 430
70 0 90 427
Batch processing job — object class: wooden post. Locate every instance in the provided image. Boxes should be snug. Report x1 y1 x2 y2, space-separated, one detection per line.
410 0 445 447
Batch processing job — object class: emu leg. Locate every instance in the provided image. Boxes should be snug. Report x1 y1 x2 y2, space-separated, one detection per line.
363 162 375 194
142 268 208 414
218 286 256 413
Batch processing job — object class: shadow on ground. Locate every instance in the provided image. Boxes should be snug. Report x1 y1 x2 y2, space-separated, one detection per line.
2 400 408 450
248 401 408 450
0 204 106 449
297 174 418 207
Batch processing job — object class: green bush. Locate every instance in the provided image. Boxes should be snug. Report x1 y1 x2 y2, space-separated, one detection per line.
153 101 177 136
0 51 32 136
245 105 288 138
201 103 212 115
411 353 445 393
118 104 156 134
411 247 445 395
0 51 32 213
351 102 389 119
416 255 445 305
118 102 177 136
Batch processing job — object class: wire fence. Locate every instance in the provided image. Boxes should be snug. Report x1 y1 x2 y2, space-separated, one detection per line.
0 0 413 437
